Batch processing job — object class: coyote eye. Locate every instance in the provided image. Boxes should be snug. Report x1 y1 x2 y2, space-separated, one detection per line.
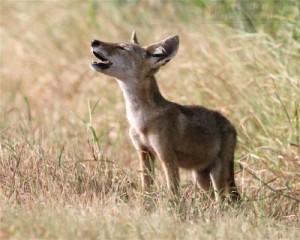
152 53 164 57
117 45 130 51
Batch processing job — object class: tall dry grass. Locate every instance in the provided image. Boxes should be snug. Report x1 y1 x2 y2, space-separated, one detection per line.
0 1 299 239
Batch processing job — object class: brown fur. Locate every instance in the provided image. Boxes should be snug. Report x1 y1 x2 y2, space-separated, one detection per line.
90 32 240 202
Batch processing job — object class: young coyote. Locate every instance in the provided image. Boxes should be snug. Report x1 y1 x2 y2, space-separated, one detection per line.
90 32 240 202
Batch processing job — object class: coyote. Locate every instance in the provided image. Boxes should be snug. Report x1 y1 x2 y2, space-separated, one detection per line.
90 32 240 202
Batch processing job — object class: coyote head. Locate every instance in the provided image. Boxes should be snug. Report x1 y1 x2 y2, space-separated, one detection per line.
90 31 179 81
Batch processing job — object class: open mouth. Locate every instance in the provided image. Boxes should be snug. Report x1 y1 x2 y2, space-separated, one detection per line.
91 50 112 69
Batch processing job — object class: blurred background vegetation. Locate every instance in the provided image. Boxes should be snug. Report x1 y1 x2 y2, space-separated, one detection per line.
88 0 300 39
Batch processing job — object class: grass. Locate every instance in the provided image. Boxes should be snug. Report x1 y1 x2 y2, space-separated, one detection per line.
1 1 300 239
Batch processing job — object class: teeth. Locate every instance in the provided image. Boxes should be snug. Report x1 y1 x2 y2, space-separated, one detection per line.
92 60 111 65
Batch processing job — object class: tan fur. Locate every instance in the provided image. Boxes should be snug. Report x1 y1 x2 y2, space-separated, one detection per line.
90 32 240 202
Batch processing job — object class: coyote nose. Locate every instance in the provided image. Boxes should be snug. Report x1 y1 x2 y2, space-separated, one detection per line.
91 39 101 47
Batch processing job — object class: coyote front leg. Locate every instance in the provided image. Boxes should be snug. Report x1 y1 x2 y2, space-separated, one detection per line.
160 157 180 197
138 149 155 192
150 136 180 197
130 127 155 192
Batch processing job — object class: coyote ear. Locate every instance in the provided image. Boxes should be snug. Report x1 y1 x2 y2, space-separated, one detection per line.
131 30 139 44
146 35 179 68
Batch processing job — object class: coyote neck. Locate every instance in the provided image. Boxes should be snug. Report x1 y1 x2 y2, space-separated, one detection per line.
117 75 167 128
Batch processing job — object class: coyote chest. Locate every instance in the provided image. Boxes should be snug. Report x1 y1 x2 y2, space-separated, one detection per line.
127 108 147 131
126 103 161 134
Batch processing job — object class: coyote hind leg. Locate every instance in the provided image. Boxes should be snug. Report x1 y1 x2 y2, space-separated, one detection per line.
210 158 241 203
222 131 241 203
210 161 228 201
211 127 241 203
228 161 241 202
193 168 215 199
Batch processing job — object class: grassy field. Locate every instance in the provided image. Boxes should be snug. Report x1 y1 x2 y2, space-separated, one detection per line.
1 1 300 239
